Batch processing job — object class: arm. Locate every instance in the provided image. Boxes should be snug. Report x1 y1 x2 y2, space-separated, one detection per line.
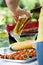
5 0 30 21
5 0 20 13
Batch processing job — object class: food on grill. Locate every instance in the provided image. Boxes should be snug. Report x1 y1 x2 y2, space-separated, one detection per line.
10 40 36 50
0 48 36 60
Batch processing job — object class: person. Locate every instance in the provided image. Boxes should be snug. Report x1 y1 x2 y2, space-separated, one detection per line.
5 0 36 48
5 0 31 21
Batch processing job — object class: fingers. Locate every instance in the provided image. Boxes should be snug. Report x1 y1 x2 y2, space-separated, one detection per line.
13 7 31 22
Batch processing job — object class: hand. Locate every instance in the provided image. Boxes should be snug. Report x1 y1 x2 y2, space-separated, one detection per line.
13 7 31 22
5 0 31 22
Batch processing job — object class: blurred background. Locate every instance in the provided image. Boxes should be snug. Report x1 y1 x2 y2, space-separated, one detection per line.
0 0 41 25
0 0 41 46
0 0 40 10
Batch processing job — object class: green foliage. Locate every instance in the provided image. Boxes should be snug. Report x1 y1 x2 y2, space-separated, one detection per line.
0 7 16 25
18 37 26 42
19 1 25 9
35 2 40 8
19 0 40 11
0 0 3 4
0 0 7 7
32 13 40 20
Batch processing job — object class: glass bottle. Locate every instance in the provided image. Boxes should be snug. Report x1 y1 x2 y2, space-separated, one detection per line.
0 11 9 47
